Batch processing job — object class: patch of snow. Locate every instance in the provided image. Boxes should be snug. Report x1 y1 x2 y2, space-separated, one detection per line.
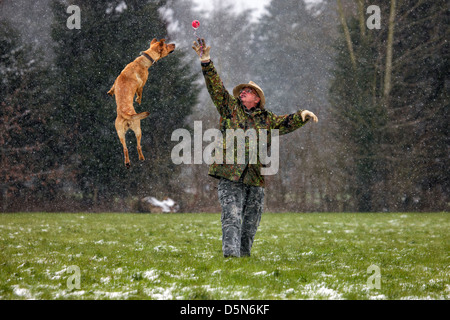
299 281 343 300
154 244 179 252
113 267 123 274
12 285 34 299
143 269 159 281
144 284 181 300
100 276 111 284
285 288 295 295
142 196 177 212
93 290 135 299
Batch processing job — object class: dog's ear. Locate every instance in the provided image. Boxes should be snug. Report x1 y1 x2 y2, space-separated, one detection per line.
157 39 166 52
150 38 158 45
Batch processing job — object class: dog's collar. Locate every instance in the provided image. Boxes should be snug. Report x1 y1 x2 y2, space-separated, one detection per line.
140 52 156 64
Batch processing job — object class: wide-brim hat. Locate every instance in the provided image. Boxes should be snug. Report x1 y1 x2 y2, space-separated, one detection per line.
233 81 265 109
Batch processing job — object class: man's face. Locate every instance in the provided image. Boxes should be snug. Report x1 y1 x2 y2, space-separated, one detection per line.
239 87 260 108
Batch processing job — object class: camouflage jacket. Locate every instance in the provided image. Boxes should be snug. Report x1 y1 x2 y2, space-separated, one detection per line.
202 60 307 187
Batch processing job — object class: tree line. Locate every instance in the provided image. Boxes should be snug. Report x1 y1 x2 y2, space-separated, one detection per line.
0 0 447 212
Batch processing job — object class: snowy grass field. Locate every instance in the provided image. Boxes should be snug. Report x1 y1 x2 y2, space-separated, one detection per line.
0 212 448 300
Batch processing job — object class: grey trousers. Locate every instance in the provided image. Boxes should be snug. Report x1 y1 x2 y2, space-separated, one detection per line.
217 177 265 257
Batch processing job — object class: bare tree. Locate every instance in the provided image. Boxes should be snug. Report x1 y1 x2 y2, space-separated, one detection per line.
383 0 396 104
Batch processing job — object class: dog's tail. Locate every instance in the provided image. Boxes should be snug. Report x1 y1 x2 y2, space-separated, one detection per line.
131 111 150 120
107 83 115 96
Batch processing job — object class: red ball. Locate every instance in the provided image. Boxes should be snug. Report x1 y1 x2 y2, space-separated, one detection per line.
192 20 200 29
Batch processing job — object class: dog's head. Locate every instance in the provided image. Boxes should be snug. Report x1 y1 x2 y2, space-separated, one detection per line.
145 38 175 59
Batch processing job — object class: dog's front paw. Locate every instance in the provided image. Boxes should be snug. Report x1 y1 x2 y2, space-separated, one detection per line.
125 162 131 169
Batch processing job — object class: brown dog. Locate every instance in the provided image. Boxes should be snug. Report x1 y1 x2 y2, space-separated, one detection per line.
108 38 175 168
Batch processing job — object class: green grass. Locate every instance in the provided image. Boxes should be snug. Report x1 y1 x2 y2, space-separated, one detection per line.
0 212 448 300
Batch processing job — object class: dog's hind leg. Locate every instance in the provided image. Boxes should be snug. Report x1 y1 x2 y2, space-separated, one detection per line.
133 125 145 161
115 119 131 168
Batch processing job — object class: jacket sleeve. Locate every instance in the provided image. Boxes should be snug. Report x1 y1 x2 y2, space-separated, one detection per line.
201 61 235 118
268 109 307 135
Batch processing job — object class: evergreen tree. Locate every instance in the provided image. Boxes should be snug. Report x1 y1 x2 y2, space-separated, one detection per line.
50 0 199 209
0 20 59 211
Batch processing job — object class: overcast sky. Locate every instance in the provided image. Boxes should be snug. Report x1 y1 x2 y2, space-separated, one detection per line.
191 0 271 21
191 0 323 21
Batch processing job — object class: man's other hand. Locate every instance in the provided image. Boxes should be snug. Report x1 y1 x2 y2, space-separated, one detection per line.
301 110 318 123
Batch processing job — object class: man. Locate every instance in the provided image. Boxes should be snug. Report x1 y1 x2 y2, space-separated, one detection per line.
192 38 318 258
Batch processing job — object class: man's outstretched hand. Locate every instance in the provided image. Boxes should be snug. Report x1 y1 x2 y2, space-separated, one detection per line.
192 38 211 63
301 110 318 123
